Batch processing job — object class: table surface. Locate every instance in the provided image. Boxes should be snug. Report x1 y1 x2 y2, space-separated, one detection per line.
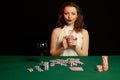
0 56 120 80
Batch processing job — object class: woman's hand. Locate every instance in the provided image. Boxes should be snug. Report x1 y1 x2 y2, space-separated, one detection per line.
62 37 68 49
68 39 77 47
66 35 77 47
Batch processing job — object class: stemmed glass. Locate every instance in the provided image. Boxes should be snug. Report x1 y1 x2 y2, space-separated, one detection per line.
36 41 48 62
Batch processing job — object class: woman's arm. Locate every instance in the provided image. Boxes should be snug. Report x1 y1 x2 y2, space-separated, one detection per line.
50 28 64 56
75 29 89 56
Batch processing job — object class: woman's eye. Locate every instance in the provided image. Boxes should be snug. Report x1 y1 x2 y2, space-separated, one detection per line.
64 13 69 15
72 13 76 15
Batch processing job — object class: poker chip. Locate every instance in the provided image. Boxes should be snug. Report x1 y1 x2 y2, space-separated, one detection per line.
102 65 109 71
27 68 34 72
96 65 103 72
50 63 55 67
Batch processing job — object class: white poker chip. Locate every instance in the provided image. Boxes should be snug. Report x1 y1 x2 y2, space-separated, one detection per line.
96 65 103 72
27 68 33 72
50 63 55 67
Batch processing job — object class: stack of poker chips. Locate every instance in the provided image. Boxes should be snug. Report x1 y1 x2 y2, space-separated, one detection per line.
66 35 77 42
96 56 109 72
42 62 49 70
67 58 73 67
35 65 44 72
102 56 108 71
66 35 77 47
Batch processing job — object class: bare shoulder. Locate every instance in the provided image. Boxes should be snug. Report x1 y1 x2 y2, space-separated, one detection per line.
52 27 61 32
81 29 89 36
52 27 62 34
51 27 62 37
81 29 89 37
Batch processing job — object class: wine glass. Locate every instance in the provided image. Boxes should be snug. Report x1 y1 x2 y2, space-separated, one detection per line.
36 41 48 61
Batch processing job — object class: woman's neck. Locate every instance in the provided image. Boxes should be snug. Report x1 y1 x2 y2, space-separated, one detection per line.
65 24 74 28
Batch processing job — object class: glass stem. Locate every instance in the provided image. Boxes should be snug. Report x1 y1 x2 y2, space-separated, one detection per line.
41 53 43 62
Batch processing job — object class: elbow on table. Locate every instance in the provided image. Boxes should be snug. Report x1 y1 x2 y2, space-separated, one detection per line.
50 50 57 56
83 52 89 56
79 52 88 56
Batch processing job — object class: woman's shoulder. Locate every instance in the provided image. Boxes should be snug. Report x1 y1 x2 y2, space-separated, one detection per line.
81 28 89 35
81 29 89 36
52 27 62 34
52 27 62 32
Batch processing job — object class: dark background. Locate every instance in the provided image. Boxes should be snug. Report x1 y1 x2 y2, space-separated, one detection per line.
0 0 119 56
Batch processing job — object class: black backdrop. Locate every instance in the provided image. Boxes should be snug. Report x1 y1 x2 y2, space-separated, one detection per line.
1 0 119 55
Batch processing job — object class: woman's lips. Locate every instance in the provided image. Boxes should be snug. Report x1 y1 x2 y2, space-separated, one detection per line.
68 20 72 22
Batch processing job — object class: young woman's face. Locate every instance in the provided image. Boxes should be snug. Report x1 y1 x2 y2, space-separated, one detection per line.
63 6 78 26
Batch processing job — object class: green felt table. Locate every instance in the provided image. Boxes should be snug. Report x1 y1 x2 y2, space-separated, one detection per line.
0 56 120 80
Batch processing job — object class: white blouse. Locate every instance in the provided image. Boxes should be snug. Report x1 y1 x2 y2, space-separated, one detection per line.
57 25 83 56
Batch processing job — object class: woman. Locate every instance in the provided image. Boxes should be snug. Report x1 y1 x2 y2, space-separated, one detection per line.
50 1 89 56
